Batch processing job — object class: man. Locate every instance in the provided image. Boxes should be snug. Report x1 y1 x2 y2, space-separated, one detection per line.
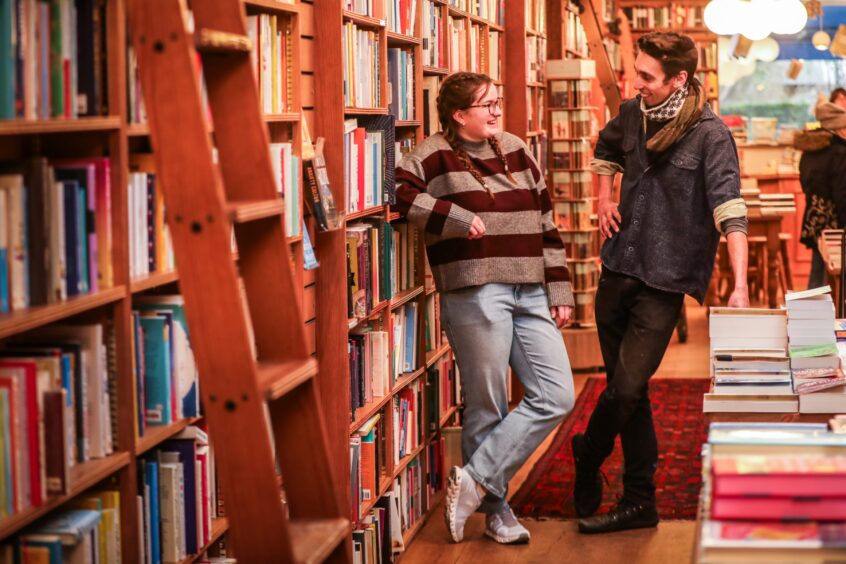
572 32 750 534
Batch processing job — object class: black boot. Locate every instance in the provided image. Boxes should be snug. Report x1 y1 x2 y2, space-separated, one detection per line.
571 433 603 518
577 499 659 534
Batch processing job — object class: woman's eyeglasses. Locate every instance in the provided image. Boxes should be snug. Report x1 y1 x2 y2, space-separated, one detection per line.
464 97 503 115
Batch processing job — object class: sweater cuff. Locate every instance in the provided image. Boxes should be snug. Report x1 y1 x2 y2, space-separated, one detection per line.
442 203 476 238
713 198 747 231
721 217 748 235
546 281 575 307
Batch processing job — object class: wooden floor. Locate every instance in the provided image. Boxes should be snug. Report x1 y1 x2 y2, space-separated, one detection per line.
402 298 710 564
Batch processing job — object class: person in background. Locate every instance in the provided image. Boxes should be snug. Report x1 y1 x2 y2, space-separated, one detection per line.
796 96 846 289
393 72 576 545
573 31 749 535
830 87 846 110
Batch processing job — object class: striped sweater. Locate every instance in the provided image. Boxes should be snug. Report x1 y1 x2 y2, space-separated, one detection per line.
394 132 574 307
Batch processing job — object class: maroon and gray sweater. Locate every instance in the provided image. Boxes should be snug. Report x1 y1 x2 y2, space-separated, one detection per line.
394 131 574 307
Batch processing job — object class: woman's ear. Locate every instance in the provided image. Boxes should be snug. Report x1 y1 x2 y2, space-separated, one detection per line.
452 110 465 128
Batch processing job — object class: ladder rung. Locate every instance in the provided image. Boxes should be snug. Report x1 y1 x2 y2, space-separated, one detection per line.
195 28 252 54
258 358 319 400
227 199 285 224
290 518 351 564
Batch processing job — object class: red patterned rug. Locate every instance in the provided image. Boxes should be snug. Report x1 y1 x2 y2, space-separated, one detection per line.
510 377 710 520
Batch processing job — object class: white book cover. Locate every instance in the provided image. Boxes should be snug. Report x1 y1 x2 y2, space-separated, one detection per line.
798 385 846 413
789 334 836 347
791 353 841 369
785 286 832 301
703 394 798 413
50 182 67 302
159 462 181 563
0 175 28 311
710 336 788 352
709 314 787 339
137 496 146 564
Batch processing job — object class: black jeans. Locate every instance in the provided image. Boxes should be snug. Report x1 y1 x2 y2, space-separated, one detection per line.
582 269 684 506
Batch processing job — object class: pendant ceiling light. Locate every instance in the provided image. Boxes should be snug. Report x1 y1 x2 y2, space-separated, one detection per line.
813 7 831 50
705 0 809 38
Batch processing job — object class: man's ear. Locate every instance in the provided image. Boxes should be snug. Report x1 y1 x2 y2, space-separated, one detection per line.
672 70 688 89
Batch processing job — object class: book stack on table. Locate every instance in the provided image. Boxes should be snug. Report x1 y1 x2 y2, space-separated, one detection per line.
697 422 846 563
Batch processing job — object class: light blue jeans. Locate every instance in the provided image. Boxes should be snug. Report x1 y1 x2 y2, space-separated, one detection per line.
440 283 575 512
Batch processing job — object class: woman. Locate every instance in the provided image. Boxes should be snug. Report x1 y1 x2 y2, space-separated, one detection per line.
394 72 576 544
796 97 846 289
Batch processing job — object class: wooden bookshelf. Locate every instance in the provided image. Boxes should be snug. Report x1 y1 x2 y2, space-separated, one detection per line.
0 0 313 559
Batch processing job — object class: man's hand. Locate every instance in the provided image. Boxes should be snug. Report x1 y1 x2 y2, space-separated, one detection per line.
468 216 486 239
550 305 573 328
727 285 750 308
598 198 621 239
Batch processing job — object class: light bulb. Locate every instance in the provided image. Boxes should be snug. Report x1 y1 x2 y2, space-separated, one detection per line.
771 0 808 35
704 0 742 36
740 0 772 41
813 30 831 50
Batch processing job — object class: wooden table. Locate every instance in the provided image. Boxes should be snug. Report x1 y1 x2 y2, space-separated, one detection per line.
748 211 784 308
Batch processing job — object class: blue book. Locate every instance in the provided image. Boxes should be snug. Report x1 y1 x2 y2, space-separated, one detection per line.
136 298 198 418
62 180 81 296
159 438 198 553
403 303 417 373
144 460 162 564
34 509 101 545
0 1 14 119
0 246 8 314
133 311 146 436
76 184 89 294
140 315 172 425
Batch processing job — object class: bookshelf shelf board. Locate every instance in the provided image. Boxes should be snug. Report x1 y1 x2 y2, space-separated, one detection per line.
467 14 495 26
0 286 127 340
288 235 304 244
447 6 470 19
264 112 302 123
425 286 437 296
0 116 121 136
526 28 546 38
342 10 385 28
130 270 180 294
565 49 588 59
347 301 389 331
567 257 600 264
698 67 718 72
528 81 544 88
401 513 427 545
349 367 426 433
391 285 424 310
573 286 599 294
488 22 505 32
0 452 131 539
395 120 422 128
393 442 427 479
423 66 450 76
492 79 503 86
526 130 546 137
179 517 230 564
244 0 301 15
425 342 451 368
558 227 600 233
344 106 390 115
346 205 386 222
136 417 204 456
439 404 460 428
386 31 422 45
356 476 393 523
127 123 151 137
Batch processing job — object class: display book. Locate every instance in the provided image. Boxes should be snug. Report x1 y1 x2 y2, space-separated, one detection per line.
704 285 846 414
546 58 600 326
695 421 846 563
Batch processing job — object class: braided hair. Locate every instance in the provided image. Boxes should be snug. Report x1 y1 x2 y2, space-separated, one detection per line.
436 72 517 200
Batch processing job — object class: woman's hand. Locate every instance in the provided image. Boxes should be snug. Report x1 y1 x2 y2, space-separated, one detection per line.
468 216 486 239
550 305 573 328
598 198 621 239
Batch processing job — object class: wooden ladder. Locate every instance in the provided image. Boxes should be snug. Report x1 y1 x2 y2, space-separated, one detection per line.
576 0 624 117
125 1 351 561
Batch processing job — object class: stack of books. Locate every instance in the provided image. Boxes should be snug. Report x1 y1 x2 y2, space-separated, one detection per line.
705 307 796 413
697 423 846 563
758 193 797 215
786 287 844 413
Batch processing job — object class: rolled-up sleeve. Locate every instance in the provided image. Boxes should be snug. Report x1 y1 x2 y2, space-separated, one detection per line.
704 128 747 232
591 109 626 175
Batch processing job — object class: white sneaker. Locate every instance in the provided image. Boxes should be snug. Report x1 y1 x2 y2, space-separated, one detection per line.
444 466 483 543
485 506 531 544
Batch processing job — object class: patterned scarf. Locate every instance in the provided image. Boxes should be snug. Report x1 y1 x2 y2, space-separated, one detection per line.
642 78 705 153
641 83 688 122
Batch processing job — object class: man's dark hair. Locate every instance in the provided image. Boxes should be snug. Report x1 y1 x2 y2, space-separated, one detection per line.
636 32 698 85
830 87 846 103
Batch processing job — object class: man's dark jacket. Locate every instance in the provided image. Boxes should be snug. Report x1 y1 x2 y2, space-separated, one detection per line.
594 98 742 303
